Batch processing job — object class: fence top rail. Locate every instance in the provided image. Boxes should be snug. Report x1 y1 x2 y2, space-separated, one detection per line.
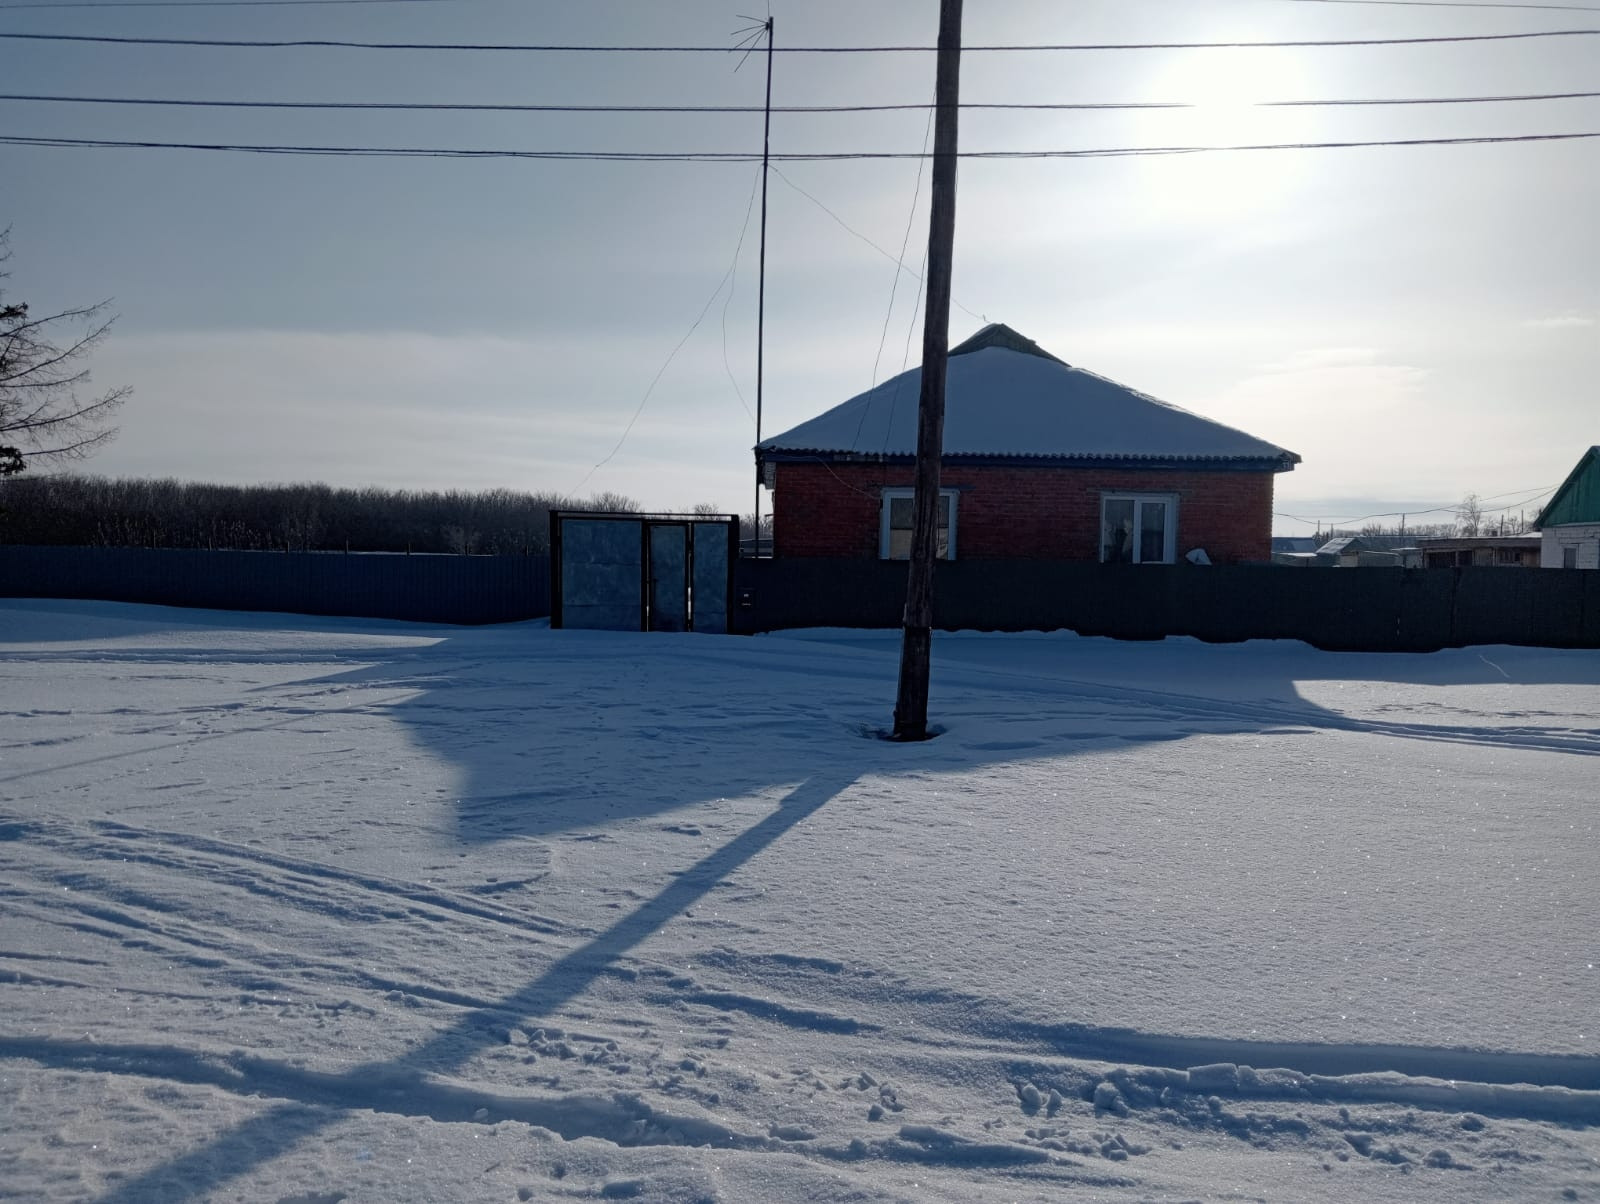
551 511 738 524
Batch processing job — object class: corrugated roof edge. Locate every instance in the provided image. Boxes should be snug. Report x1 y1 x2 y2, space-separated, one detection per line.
1534 444 1600 529
756 324 1302 469
756 448 1302 471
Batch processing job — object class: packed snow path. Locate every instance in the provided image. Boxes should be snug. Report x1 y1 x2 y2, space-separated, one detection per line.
2 599 1598 1202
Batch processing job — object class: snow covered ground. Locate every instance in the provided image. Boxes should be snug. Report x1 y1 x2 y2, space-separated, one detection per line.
2 597 1598 1203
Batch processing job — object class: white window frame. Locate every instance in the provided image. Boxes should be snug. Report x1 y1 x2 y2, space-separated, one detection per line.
1100 492 1179 564
880 487 957 561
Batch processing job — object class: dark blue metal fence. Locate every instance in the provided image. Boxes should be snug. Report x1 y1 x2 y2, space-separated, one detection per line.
733 559 1600 651
6 545 1596 648
0 546 550 626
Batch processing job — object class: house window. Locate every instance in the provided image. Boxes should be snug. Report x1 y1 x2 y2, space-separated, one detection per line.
880 488 956 560
1564 545 1579 569
1101 494 1177 564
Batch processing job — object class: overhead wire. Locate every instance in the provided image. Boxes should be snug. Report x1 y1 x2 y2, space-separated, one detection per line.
1264 0 1600 12
5 89 1598 113
4 131 1596 159
851 89 936 457
1275 484 1558 528
871 98 936 392
0 0 473 7
572 168 764 494
4 29 1599 51
719 164 763 425
768 166 987 326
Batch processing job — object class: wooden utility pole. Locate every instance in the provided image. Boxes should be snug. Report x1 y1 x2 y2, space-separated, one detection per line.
892 0 963 741
753 17 774 556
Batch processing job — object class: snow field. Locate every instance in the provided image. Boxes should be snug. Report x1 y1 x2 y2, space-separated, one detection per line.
2 599 1598 1202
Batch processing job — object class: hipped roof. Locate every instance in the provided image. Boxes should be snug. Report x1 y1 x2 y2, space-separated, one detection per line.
757 324 1300 471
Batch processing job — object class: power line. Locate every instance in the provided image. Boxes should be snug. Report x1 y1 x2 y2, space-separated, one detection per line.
770 165 989 325
4 29 1598 51
573 169 763 494
719 164 763 425
5 90 1599 114
870 97 935 394
0 0 471 7
1276 484 1557 527
9 2 1585 21
1266 0 1600 12
4 130 1596 159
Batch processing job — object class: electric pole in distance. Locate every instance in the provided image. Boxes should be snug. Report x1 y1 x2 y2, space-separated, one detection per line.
892 0 963 742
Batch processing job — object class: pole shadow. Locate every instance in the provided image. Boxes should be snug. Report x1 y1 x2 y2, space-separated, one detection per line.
87 769 856 1204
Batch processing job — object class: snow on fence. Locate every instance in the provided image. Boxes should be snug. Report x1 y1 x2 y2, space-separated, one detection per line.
733 559 1600 651
0 545 550 626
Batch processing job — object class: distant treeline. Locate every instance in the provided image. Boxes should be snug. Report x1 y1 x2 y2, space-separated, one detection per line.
0 476 645 555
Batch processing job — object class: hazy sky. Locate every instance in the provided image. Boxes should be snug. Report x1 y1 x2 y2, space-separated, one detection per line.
2 0 1595 535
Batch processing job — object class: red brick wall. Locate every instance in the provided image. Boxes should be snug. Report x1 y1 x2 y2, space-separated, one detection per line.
771 461 1275 564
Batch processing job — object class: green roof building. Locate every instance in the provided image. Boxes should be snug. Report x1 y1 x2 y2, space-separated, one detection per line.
1536 446 1600 569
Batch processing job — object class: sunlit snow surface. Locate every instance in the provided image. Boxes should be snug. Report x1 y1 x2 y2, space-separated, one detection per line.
2 598 1598 1202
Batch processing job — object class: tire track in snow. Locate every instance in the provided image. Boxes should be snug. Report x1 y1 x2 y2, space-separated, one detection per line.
0 813 581 1018
0 1035 761 1150
0 813 565 937
686 951 1600 1099
2 879 538 1020
0 1035 1098 1179
0 685 423 788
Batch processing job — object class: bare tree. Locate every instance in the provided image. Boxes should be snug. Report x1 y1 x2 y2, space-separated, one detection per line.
740 509 773 545
0 230 129 475
1454 493 1484 538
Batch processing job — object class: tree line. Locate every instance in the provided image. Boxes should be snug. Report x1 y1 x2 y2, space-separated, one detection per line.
0 475 768 554
0 476 650 555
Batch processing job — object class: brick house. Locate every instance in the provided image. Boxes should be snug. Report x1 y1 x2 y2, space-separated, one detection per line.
755 324 1299 564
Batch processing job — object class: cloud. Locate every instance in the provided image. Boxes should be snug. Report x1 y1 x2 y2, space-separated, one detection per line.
85 329 762 508
1520 314 1596 330
1254 347 1385 374
1193 347 1437 502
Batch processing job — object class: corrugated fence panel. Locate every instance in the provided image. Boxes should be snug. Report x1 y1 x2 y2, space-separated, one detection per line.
734 559 1600 651
5 547 1595 647
0 546 550 626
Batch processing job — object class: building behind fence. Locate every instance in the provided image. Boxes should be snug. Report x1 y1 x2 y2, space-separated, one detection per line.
3 545 1598 650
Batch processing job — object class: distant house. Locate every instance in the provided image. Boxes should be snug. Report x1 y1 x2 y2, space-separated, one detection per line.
1271 536 1319 555
755 324 1300 564
1313 536 1373 567
1292 535 1421 568
1536 446 1600 569
1299 534 1539 569
1417 536 1541 569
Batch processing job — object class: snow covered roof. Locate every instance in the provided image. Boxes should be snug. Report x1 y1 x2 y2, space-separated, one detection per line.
758 324 1300 471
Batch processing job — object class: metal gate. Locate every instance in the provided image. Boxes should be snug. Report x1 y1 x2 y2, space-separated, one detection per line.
549 511 737 633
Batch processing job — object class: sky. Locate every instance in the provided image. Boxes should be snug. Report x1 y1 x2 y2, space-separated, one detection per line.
1 0 1595 536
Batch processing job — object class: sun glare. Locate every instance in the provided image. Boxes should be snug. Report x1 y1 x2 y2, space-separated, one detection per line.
1134 47 1318 223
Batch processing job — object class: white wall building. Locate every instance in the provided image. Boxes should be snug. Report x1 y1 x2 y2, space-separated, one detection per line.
1536 446 1600 569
